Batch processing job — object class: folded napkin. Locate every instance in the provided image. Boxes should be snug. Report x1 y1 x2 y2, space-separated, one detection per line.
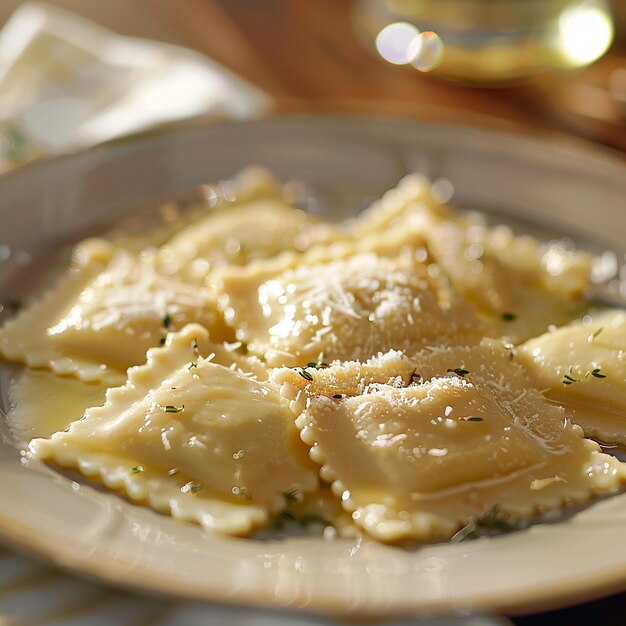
0 2 270 174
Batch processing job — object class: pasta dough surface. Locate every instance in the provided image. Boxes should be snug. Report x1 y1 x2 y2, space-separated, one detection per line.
430 216 590 342
0 239 126 383
220 252 481 368
165 198 339 283
106 165 283 251
3 168 624 544
46 248 231 370
30 325 317 535
286 341 625 542
518 309 626 444
355 177 591 343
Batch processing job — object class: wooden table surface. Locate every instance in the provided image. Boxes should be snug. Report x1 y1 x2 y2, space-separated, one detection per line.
160 0 626 152
1 0 625 151
0 1 624 624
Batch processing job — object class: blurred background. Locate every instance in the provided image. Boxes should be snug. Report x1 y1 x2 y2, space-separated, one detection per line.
0 1 625 625
1 0 626 175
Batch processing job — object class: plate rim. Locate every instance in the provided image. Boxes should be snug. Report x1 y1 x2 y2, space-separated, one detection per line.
1 113 626 617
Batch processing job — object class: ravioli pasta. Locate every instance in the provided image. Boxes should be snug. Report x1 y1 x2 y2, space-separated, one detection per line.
219 252 482 368
30 325 317 535
274 341 624 541
518 309 626 445
0 239 127 383
355 176 592 343
1 167 623 542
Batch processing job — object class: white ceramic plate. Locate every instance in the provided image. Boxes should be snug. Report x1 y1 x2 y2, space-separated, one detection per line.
0 116 625 619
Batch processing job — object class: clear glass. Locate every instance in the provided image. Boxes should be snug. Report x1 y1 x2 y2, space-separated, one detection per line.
354 0 615 83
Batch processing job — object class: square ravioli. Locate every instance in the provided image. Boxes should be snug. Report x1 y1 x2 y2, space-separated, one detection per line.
29 325 317 536
412 211 591 343
0 240 236 380
105 165 283 252
283 341 625 542
518 309 626 445
219 252 482 368
45 247 233 370
352 173 453 235
164 198 339 283
272 349 417 414
0 238 127 383
353 176 591 343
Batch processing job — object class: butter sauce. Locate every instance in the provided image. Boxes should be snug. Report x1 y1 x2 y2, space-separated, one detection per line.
6 369 107 442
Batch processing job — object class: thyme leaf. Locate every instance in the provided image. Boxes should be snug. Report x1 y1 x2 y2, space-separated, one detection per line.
588 327 604 342
282 487 301 503
305 353 330 369
164 404 184 413
181 480 202 494
591 367 606 379
296 514 333 527
500 312 516 322
295 367 314 381
450 505 517 543
448 368 469 377
271 510 332 530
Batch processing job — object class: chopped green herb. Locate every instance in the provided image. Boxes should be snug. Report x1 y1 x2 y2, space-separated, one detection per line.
192 339 199 356
296 514 333 528
130 465 144 474
501 312 516 322
589 327 604 341
181 480 202 494
163 313 171 329
562 373 579 385
332 393 343 399
282 487 301 503
591 367 606 379
271 510 332 530
448 368 469 377
164 404 184 413
187 361 198 371
271 510 296 530
450 505 517 543
6 299 21 312
306 353 330 369
159 337 166 346
296 367 314 381
465 417 484 422
306 361 330 369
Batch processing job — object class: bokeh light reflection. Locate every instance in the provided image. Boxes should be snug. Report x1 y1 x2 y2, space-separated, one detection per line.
559 5 613 67
411 31 444 72
375 22 421 65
